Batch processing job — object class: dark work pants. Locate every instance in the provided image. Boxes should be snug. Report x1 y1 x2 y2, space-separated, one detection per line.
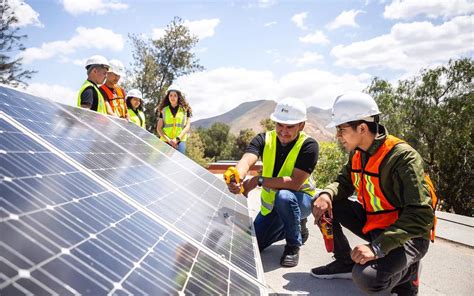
332 198 430 294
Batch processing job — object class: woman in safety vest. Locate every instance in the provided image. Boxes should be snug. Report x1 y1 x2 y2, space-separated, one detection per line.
156 84 192 154
126 89 146 128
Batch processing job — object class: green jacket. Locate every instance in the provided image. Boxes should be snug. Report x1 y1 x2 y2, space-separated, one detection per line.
322 125 434 255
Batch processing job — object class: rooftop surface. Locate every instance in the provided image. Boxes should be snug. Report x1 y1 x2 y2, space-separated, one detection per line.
244 189 474 296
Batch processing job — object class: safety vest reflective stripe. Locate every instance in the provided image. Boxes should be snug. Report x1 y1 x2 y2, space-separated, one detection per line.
364 174 383 211
160 106 188 141
128 108 146 128
352 172 361 196
260 130 316 216
100 85 127 117
77 80 106 114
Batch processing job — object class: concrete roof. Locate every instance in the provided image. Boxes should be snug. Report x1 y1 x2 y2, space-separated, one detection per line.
245 189 474 296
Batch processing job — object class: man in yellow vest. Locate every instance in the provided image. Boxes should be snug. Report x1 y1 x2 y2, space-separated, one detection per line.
100 59 130 120
77 55 109 114
311 92 435 295
226 98 319 267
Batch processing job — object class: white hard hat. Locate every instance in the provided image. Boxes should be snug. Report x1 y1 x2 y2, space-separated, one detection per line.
270 97 307 124
127 89 143 100
167 84 182 93
326 91 380 128
108 59 125 76
85 55 109 69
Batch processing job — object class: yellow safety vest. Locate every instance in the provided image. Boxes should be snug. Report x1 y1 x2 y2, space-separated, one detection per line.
260 130 316 216
128 108 146 128
160 106 188 141
77 80 107 114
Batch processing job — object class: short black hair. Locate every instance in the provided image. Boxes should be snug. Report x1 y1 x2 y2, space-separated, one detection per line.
347 115 379 134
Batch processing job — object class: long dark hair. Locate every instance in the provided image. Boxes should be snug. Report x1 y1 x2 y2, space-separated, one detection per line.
157 90 193 116
126 97 143 111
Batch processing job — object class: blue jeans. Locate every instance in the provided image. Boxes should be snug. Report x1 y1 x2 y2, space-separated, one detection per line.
177 141 186 154
253 190 312 251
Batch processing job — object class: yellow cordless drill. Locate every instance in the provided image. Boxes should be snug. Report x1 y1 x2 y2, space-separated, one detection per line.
223 166 245 194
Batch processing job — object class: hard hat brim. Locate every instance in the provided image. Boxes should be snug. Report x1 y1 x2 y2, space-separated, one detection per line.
326 112 380 128
270 113 307 125
108 70 124 76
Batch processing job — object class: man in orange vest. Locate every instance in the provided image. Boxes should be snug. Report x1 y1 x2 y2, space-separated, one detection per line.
311 92 436 295
99 59 130 120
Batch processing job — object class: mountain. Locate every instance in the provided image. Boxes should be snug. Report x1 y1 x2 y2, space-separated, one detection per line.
193 100 335 142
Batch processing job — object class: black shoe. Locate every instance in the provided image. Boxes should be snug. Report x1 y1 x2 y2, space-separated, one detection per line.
280 245 300 267
301 218 309 244
391 262 421 296
310 258 354 279
391 281 419 296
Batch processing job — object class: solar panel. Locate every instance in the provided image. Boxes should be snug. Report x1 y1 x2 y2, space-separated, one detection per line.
0 85 267 295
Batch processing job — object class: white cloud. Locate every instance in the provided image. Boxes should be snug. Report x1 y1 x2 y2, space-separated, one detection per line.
26 83 77 106
257 0 277 8
184 19 220 39
299 30 330 44
326 10 364 30
266 49 282 64
62 0 128 15
292 12 309 30
19 27 124 64
264 21 277 27
289 51 324 67
331 15 474 72
278 70 372 109
152 18 220 41
6 0 43 27
384 0 474 20
152 28 166 40
57 56 88 66
176 67 371 120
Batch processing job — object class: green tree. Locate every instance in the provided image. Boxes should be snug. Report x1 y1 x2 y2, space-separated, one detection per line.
366 78 404 137
312 142 348 188
260 118 275 132
367 58 473 215
198 122 235 161
185 130 212 167
127 17 204 132
0 1 36 86
232 128 256 159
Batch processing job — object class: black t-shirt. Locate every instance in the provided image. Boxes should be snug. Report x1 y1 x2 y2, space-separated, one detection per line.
80 80 99 111
158 105 191 118
245 132 319 176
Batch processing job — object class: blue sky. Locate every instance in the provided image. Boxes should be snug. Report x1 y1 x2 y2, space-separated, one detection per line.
7 0 474 120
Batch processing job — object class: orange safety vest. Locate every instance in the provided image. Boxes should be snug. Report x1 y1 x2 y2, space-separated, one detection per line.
351 135 438 240
100 85 127 118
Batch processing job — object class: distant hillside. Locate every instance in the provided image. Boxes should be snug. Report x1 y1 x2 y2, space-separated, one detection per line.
193 100 335 142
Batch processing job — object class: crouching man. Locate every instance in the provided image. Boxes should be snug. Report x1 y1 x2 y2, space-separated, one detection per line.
226 97 319 267
311 92 436 295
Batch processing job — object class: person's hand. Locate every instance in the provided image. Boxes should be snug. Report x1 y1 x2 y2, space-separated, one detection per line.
169 138 178 148
227 179 243 195
241 176 258 197
351 244 376 265
312 193 333 224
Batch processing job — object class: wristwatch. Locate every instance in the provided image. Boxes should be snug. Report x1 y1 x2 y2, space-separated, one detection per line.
176 136 181 142
257 176 264 187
